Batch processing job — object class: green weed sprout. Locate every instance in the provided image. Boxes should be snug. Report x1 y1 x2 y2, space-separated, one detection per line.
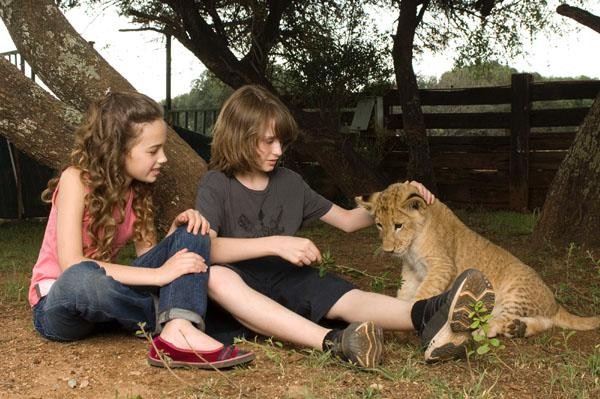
468 301 504 356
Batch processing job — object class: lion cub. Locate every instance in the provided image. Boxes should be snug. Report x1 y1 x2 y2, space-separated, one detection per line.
356 182 599 338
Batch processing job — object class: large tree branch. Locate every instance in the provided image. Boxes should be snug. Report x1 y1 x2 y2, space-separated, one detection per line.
557 4 600 34
241 0 293 75
0 58 80 168
415 0 430 26
205 1 229 44
127 9 185 37
0 0 133 109
163 0 263 88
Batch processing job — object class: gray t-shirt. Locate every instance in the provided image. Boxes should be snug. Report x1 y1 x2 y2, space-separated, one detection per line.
195 168 333 238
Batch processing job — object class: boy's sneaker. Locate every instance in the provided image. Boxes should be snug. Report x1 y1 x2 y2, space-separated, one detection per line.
420 269 495 363
326 321 383 368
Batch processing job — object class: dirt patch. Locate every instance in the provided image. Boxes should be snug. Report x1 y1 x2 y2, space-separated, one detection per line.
1 222 599 398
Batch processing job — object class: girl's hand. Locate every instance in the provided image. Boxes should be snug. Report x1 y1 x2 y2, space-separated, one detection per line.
407 181 436 205
275 236 321 267
155 248 207 286
168 209 210 235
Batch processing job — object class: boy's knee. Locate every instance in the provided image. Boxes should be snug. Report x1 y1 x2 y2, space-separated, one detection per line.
208 266 240 297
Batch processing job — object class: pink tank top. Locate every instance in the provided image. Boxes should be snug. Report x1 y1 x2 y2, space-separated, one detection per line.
28 185 136 306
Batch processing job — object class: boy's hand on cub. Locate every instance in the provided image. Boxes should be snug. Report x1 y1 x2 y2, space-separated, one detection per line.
407 180 436 205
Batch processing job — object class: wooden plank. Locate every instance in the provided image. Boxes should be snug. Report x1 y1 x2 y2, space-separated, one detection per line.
530 151 568 170
383 80 599 109
386 112 510 129
349 98 375 131
384 86 511 106
430 136 510 153
530 132 575 150
509 73 532 210
529 169 559 188
532 80 600 101
381 135 510 153
530 107 590 127
385 109 589 130
435 169 508 188
433 152 509 170
381 151 509 170
438 184 509 205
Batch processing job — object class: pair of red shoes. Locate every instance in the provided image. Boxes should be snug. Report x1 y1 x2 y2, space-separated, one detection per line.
148 336 255 369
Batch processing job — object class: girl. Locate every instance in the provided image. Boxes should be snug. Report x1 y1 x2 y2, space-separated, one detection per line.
29 90 254 369
197 85 496 366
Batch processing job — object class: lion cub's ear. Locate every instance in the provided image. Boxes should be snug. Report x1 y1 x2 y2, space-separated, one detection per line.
355 192 380 213
402 193 427 212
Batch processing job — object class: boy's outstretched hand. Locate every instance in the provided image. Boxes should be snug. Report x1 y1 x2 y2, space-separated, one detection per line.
275 236 322 267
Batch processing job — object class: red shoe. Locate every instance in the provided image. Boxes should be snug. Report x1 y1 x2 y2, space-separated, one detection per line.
148 336 255 369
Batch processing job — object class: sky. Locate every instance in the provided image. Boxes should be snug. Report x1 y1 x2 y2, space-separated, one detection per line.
1 3 598 102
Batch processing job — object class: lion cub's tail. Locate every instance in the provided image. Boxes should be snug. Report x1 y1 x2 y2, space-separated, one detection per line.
553 306 600 330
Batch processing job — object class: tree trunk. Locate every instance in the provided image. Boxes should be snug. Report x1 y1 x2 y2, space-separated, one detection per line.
0 58 80 168
532 6 600 249
391 0 437 193
1 0 207 230
532 92 600 249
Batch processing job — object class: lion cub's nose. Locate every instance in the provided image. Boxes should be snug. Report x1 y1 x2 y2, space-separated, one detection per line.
382 245 395 253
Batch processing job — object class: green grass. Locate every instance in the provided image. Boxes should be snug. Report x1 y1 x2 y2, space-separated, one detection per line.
455 209 537 236
0 219 139 303
0 219 45 273
0 219 46 303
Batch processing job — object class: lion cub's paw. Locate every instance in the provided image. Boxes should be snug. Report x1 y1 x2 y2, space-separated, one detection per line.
507 318 527 338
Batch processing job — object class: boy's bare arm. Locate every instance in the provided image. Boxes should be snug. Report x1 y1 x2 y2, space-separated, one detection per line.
319 205 374 233
210 231 321 266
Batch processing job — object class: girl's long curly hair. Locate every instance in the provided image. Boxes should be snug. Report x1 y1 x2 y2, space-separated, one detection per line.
42 91 164 261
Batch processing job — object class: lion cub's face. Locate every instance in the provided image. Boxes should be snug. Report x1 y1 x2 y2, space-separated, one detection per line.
356 182 427 256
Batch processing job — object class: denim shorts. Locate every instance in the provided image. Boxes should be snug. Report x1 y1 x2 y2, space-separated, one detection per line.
204 256 354 343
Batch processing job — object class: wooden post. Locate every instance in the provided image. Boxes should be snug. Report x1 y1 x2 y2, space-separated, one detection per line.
6 142 24 219
202 111 208 135
509 73 532 210
374 96 384 130
165 34 172 112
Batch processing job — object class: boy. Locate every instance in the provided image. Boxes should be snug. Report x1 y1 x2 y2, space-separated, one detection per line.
197 85 495 366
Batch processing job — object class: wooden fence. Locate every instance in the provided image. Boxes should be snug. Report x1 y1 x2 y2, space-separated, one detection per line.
165 75 598 210
166 108 219 136
379 74 599 210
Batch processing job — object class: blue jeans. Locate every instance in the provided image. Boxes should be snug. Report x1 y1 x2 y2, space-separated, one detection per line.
32 226 210 341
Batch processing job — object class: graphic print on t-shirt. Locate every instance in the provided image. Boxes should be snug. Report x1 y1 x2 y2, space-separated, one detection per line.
237 204 284 237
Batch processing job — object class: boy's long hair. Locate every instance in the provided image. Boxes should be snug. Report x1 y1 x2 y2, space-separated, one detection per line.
42 91 163 261
209 85 298 175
